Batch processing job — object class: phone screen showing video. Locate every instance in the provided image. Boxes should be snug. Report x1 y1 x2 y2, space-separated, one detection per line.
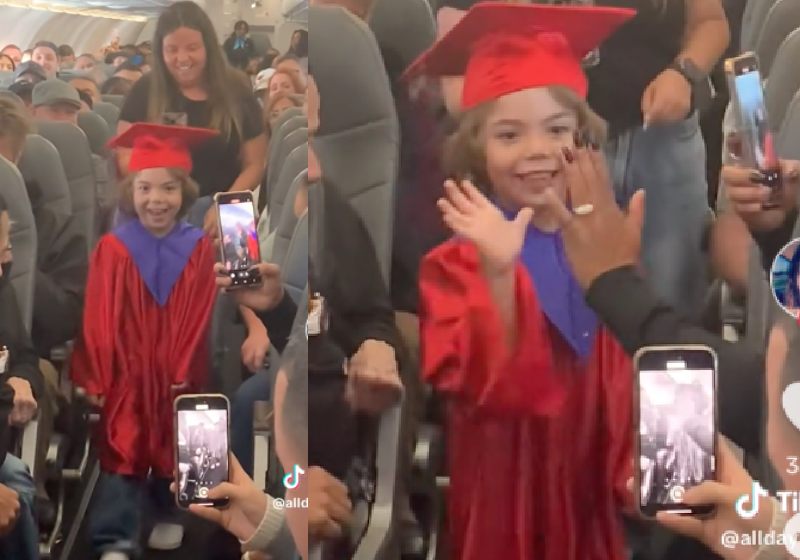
733 69 775 171
218 198 261 287
176 405 229 508
638 365 715 516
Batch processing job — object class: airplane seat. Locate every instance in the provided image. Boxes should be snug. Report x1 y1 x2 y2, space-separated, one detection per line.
369 0 436 78
0 156 37 333
754 0 800 79
0 155 44 500
100 94 124 109
764 27 800 129
267 171 307 264
77 111 111 156
311 5 402 559
35 121 97 256
267 142 308 235
93 101 121 132
259 116 307 215
740 0 779 53
17 134 74 233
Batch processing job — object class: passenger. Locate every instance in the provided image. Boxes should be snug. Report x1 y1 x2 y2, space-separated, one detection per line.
585 0 729 317
7 82 34 110
57 44 75 68
0 54 14 72
113 60 144 83
412 5 638 560
31 79 81 126
12 61 47 86
274 55 307 90
31 41 59 79
268 69 304 99
253 68 276 105
101 76 133 97
70 123 219 559
73 53 97 71
265 91 303 127
0 44 22 67
223 20 256 70
287 29 308 61
68 74 102 104
118 1 266 232
0 194 44 560
0 97 88 360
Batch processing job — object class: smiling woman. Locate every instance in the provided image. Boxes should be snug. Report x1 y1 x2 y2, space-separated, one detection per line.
116 1 266 232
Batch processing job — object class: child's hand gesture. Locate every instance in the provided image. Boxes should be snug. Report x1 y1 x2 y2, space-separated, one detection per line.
438 178 533 276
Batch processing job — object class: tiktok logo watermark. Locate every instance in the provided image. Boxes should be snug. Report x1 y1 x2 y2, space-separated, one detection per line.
733 481 800 559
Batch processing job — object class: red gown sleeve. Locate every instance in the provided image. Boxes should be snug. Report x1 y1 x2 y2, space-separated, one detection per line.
168 237 218 389
419 240 566 417
597 332 635 512
69 236 121 396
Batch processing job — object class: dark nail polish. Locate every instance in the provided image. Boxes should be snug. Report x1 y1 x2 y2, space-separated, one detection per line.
562 147 574 163
573 131 584 148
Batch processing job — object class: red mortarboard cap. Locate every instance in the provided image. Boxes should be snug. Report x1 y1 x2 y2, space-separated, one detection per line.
404 3 635 110
107 123 219 173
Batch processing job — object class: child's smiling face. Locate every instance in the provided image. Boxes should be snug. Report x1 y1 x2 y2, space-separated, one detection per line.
483 87 578 213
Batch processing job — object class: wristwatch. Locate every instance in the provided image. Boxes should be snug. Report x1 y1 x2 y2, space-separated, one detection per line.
670 57 714 115
670 57 705 87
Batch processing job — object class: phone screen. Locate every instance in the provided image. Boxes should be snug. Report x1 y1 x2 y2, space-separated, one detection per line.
637 353 716 517
176 399 230 508
732 69 775 171
217 195 261 287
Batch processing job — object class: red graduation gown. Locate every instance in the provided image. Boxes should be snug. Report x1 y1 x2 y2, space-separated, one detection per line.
420 240 633 560
70 234 217 478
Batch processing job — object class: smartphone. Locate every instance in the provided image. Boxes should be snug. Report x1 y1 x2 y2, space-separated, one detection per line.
634 345 718 518
724 52 782 208
174 394 231 509
214 191 262 289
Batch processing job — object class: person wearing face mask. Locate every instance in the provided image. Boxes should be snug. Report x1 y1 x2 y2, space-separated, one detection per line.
0 194 44 560
118 2 266 236
224 20 256 70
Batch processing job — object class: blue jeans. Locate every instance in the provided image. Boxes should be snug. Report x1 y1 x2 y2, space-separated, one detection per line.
231 371 271 477
89 473 175 557
605 114 710 317
0 454 38 560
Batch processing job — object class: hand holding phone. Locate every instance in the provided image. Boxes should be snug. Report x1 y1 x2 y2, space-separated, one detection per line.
724 53 782 209
634 346 718 518
174 394 231 509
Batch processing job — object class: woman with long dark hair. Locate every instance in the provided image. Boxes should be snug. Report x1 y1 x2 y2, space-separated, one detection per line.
287 29 308 59
117 2 266 233
223 20 256 70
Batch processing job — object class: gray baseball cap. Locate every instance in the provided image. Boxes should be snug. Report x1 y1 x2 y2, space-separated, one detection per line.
12 61 47 84
32 79 81 109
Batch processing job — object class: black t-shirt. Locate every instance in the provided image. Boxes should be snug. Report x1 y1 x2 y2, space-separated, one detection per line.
119 74 264 197
587 0 686 136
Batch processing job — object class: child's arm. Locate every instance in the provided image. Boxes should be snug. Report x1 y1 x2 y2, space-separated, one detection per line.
240 305 271 373
420 243 562 417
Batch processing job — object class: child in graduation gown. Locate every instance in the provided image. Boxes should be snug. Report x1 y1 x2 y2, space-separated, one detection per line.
408 4 638 560
70 123 219 559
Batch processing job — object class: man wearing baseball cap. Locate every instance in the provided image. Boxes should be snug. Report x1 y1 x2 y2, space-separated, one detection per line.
31 79 81 125
11 62 47 86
